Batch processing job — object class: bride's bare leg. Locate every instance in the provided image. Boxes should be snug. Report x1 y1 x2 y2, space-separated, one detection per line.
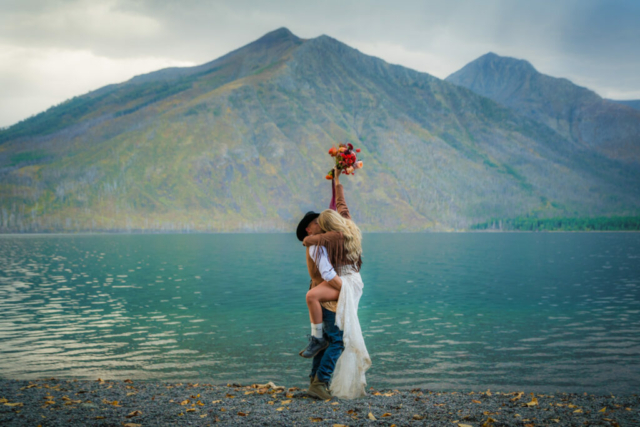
306 281 341 324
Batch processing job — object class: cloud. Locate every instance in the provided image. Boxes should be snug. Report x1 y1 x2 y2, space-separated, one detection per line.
0 43 194 128
0 0 162 56
0 0 639 127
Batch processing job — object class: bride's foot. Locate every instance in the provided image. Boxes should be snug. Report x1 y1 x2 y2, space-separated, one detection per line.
299 335 329 358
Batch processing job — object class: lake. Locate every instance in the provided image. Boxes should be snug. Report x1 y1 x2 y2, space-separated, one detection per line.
0 232 638 394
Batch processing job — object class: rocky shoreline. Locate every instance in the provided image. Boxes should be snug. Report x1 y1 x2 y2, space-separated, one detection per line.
1 378 638 426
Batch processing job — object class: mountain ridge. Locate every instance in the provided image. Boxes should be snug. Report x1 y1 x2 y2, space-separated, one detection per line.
445 52 640 163
609 99 640 111
0 29 639 233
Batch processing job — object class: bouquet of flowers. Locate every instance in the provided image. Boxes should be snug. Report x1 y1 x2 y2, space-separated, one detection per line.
325 143 363 180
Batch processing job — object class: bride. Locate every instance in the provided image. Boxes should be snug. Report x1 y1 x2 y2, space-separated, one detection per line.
303 169 372 399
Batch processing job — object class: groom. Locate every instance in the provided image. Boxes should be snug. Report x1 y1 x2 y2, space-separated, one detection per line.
296 213 343 400
295 172 352 400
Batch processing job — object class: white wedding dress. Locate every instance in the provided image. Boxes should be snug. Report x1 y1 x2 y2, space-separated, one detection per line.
329 267 372 399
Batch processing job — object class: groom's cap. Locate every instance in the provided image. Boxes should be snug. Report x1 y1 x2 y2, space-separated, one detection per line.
296 211 320 242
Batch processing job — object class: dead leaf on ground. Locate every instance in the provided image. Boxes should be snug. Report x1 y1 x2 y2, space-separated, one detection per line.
102 399 121 407
125 410 142 418
481 417 496 427
413 414 425 420
237 412 247 416
310 417 323 422
381 412 392 417
368 412 377 420
472 399 482 404
254 381 285 391
510 391 525 401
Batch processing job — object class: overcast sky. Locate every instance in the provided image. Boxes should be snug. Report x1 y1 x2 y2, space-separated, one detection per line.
1 0 639 128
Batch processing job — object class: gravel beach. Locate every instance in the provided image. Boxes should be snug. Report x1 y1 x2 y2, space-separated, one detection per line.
1 378 638 426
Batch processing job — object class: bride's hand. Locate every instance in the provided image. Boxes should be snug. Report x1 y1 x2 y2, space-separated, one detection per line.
333 166 341 185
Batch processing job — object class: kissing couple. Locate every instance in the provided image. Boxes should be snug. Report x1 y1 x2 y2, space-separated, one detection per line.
295 166 372 400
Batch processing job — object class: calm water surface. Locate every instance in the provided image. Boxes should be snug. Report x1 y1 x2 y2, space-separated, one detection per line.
0 233 638 394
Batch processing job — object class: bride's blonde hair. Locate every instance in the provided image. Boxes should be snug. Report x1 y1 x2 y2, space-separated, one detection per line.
318 209 362 262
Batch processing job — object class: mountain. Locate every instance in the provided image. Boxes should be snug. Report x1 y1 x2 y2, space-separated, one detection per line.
609 99 640 111
1 28 639 233
445 52 640 163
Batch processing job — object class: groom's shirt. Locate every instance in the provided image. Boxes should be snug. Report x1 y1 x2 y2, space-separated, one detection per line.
306 245 338 312
308 245 337 282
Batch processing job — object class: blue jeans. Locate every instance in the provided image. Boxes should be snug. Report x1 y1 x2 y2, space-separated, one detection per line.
310 307 344 385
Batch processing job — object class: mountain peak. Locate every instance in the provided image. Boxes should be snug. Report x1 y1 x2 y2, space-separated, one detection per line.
254 27 299 45
462 52 538 76
307 33 347 49
446 51 640 162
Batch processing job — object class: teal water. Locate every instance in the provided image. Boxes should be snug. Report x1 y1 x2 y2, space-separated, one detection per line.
0 233 638 394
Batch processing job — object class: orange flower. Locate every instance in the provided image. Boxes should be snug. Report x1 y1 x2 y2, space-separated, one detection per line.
328 147 338 156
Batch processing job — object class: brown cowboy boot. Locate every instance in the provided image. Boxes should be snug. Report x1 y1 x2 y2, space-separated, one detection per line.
307 375 332 400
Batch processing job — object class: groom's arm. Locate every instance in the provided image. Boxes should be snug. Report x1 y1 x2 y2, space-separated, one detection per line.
309 245 343 291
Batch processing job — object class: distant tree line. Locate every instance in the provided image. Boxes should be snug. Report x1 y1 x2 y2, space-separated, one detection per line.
471 216 640 231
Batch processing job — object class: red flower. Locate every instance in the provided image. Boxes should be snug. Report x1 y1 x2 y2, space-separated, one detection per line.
356 148 361 153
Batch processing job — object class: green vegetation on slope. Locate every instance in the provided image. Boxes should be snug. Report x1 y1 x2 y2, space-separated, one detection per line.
471 216 640 231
